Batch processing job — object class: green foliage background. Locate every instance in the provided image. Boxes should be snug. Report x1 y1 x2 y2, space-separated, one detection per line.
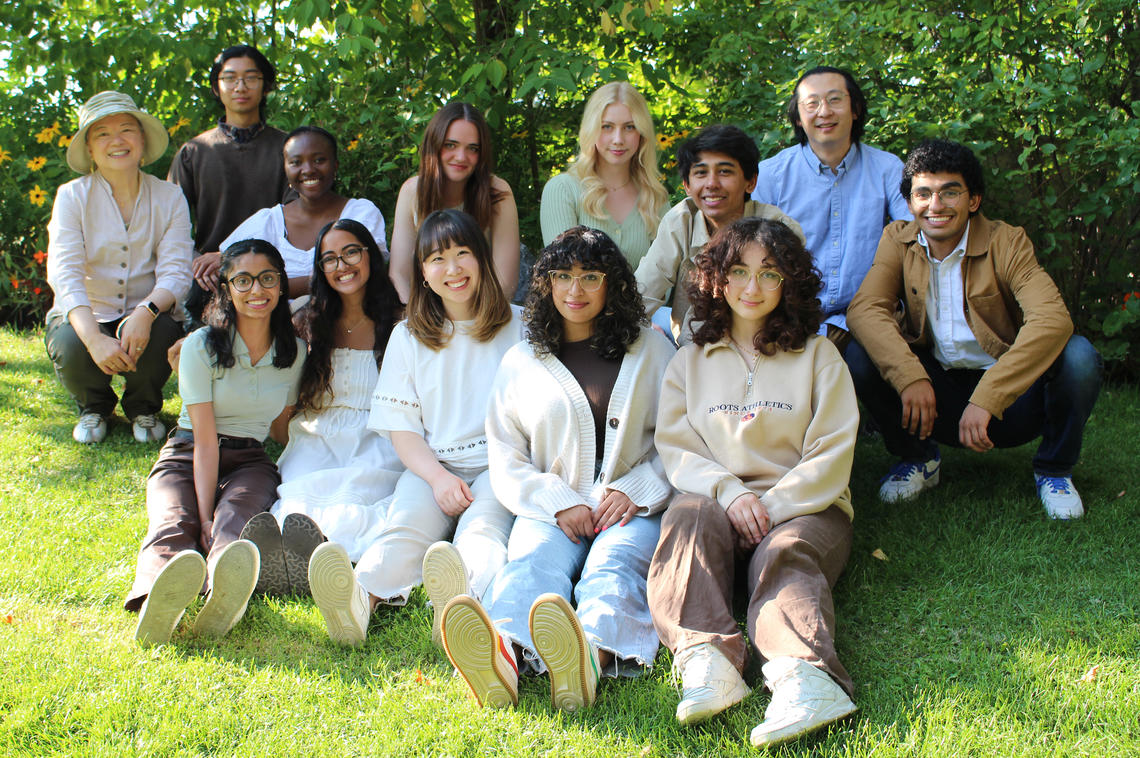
2 0 1137 373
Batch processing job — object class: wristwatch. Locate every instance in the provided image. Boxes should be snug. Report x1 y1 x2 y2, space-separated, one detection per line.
137 300 160 318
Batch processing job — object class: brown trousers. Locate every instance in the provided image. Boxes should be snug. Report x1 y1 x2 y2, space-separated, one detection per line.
124 435 280 611
647 494 854 695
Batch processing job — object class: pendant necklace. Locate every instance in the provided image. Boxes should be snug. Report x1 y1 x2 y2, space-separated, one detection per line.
730 338 762 399
341 314 368 334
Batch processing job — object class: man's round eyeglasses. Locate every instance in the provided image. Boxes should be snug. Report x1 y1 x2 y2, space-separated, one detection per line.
798 93 848 114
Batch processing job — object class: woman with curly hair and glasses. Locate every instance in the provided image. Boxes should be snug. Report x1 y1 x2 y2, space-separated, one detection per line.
432 226 675 712
646 217 860 748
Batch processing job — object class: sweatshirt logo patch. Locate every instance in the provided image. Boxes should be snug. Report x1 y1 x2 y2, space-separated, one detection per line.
707 400 793 419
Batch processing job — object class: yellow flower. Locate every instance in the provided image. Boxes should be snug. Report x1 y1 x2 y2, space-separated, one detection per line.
29 185 47 206
57 134 72 148
167 117 191 136
34 121 61 144
0 146 12 164
346 133 362 151
27 156 47 171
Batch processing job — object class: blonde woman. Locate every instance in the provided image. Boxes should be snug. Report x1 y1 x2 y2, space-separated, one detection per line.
540 82 669 269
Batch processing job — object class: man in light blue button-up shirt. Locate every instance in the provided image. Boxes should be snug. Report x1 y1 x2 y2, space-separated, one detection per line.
751 66 911 347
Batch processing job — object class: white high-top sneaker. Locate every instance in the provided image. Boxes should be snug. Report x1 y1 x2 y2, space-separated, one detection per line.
750 657 857 747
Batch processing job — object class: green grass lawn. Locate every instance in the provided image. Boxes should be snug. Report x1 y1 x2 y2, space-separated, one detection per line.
1 326 1137 757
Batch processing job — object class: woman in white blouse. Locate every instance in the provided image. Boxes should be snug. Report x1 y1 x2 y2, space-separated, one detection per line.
46 91 193 444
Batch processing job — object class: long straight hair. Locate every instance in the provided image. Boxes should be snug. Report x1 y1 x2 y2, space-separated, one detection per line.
568 82 668 239
406 209 511 350
294 219 400 412
204 238 298 369
415 102 504 231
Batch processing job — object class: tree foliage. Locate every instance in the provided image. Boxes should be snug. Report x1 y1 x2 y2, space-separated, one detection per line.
2 0 1137 374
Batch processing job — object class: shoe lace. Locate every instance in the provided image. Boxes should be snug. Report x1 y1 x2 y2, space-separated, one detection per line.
78 413 103 429
883 460 923 483
134 414 158 429
1038 476 1072 495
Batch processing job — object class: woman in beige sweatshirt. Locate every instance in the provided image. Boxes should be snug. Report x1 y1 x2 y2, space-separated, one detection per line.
647 217 860 749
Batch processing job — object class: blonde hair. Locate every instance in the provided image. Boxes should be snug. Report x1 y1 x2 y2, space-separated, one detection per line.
568 82 668 239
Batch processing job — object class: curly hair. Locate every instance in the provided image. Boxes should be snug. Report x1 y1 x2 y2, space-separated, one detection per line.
568 82 669 240
689 217 822 355
294 219 400 413
204 238 298 370
406 209 511 350
524 226 647 360
415 102 504 231
901 138 985 215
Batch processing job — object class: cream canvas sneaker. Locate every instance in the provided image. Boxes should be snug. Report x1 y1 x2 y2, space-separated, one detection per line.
673 642 750 724
530 593 600 712
750 657 857 747
193 539 259 637
308 542 371 645
422 541 470 649
442 595 519 708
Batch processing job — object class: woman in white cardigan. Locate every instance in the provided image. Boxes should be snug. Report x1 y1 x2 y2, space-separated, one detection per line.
430 226 675 712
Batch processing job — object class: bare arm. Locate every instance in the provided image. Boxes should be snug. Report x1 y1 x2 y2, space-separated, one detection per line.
269 404 295 445
187 402 219 551
388 178 419 304
489 177 520 298
390 430 473 517
67 306 135 374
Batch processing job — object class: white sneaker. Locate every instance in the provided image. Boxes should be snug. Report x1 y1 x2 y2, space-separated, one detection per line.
308 542 370 645
442 594 519 708
750 657 857 747
73 413 107 443
134 550 206 646
878 452 941 503
131 413 166 442
193 539 259 637
1035 474 1085 519
530 593 600 712
673 642 750 724
422 541 470 649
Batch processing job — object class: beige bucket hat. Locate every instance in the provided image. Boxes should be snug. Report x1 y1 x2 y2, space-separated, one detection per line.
66 91 169 173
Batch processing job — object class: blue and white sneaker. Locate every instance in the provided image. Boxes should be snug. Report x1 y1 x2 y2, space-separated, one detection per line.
1035 474 1084 520
879 452 941 503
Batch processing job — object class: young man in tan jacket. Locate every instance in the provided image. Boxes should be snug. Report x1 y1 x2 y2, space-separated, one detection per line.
846 139 1101 518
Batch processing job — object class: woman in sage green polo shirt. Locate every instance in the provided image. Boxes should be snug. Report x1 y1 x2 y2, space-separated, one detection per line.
125 239 306 646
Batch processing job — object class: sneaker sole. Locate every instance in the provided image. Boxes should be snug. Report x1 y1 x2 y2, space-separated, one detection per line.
530 593 595 711
423 542 470 649
193 540 259 637
282 513 324 597
750 701 858 747
308 543 368 645
240 512 290 596
442 596 518 708
134 551 206 646
879 467 940 503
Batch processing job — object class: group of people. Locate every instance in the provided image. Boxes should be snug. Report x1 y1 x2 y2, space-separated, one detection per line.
43 42 1102 750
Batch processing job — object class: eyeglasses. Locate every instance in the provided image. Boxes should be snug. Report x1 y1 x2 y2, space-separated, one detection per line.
797 93 848 114
910 188 966 204
549 270 606 291
318 245 365 272
226 270 281 292
217 73 264 87
727 267 784 290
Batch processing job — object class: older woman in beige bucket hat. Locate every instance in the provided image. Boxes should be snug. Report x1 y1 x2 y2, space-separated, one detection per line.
45 91 194 444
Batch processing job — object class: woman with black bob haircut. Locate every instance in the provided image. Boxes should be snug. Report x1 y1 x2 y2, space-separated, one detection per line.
436 227 676 712
647 216 860 748
242 219 405 598
125 238 306 646
523 226 647 359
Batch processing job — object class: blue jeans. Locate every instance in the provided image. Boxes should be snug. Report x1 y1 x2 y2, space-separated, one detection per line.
847 335 1102 475
483 513 662 677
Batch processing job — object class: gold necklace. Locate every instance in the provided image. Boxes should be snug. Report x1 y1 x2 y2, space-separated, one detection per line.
604 178 632 192
341 314 368 334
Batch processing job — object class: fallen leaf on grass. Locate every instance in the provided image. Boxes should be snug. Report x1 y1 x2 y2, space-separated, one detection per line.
871 548 889 562
1116 490 1126 499
1079 665 1099 683
640 747 651 757
2 614 12 623
414 668 434 685
35 378 44 384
